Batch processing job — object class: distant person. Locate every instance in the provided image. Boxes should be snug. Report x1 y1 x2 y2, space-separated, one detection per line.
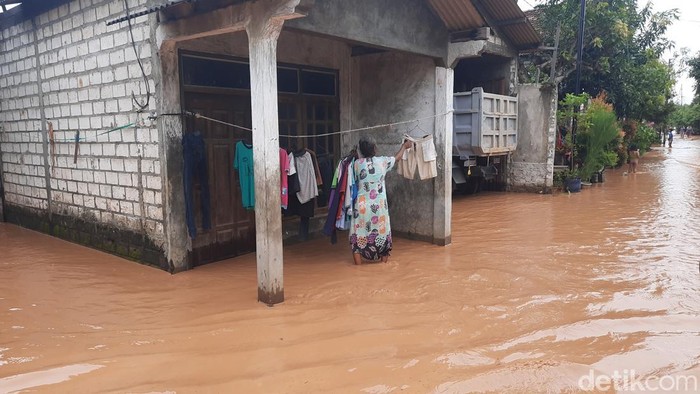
668 129 674 148
628 144 640 174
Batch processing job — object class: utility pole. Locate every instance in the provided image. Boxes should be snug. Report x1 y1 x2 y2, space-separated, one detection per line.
572 0 586 172
550 22 561 83
575 0 586 94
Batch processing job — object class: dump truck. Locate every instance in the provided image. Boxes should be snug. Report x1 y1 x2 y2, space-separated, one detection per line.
452 87 518 194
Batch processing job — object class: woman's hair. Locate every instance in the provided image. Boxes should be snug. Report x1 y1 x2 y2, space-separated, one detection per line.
358 137 377 158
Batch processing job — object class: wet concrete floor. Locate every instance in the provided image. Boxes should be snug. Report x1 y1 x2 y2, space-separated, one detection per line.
1 138 699 393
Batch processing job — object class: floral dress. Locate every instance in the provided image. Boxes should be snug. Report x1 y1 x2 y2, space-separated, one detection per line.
350 156 395 260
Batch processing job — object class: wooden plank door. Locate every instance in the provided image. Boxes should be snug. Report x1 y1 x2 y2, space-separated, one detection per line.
184 92 255 266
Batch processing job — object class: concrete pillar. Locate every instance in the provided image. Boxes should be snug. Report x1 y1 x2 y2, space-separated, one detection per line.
433 67 453 246
246 9 286 305
157 38 189 273
157 0 305 293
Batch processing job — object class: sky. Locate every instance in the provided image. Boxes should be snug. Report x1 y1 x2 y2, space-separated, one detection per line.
520 0 700 105
0 3 19 13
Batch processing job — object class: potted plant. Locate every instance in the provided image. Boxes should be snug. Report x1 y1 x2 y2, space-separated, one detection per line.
555 93 620 192
554 168 582 193
576 94 620 183
597 151 619 182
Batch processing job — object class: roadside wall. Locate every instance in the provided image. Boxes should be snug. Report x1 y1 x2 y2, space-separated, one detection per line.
0 0 166 268
509 84 557 193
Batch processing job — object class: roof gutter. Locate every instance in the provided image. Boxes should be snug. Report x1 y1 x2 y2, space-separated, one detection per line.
106 0 196 26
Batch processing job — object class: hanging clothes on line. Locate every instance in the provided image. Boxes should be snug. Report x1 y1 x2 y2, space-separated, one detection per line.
316 153 334 208
279 148 291 210
233 142 297 211
294 149 319 204
307 149 323 187
292 148 317 241
397 134 438 180
285 148 322 241
323 151 357 244
183 131 211 238
287 150 300 203
336 155 355 231
233 140 255 210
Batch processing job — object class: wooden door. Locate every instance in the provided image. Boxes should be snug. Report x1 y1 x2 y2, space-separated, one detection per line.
184 92 255 266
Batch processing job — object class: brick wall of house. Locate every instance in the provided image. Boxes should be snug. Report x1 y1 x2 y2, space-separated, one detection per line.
0 0 168 268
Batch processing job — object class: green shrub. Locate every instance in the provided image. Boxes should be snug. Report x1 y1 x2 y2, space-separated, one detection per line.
631 123 658 153
578 97 619 180
601 150 619 167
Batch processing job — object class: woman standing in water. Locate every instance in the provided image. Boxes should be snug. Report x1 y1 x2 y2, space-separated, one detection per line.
350 137 412 265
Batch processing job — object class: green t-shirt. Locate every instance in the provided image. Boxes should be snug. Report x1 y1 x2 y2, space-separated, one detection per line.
234 141 255 210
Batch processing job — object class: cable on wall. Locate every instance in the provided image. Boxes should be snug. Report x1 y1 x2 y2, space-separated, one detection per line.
123 0 151 112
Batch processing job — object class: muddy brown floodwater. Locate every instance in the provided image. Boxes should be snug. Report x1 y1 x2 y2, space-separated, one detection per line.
2 139 700 394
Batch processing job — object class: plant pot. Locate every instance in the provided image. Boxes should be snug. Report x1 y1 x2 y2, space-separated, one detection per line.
565 177 581 193
591 171 605 183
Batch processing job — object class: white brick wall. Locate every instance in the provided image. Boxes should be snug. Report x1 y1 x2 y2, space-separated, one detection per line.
0 0 164 245
0 21 48 211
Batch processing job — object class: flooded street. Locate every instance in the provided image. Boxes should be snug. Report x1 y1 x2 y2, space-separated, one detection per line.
1 138 699 393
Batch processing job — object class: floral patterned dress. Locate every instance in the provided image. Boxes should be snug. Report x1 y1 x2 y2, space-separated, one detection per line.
350 156 395 260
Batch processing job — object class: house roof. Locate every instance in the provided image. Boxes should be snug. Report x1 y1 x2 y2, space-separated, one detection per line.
524 8 545 36
3 0 540 51
426 0 540 50
0 0 71 27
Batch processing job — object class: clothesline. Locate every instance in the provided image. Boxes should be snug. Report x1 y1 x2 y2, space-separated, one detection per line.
49 109 453 143
51 123 136 142
184 110 454 138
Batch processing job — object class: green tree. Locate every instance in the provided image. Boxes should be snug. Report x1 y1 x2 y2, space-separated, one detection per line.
669 104 700 129
525 0 677 121
629 122 658 153
688 53 700 102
